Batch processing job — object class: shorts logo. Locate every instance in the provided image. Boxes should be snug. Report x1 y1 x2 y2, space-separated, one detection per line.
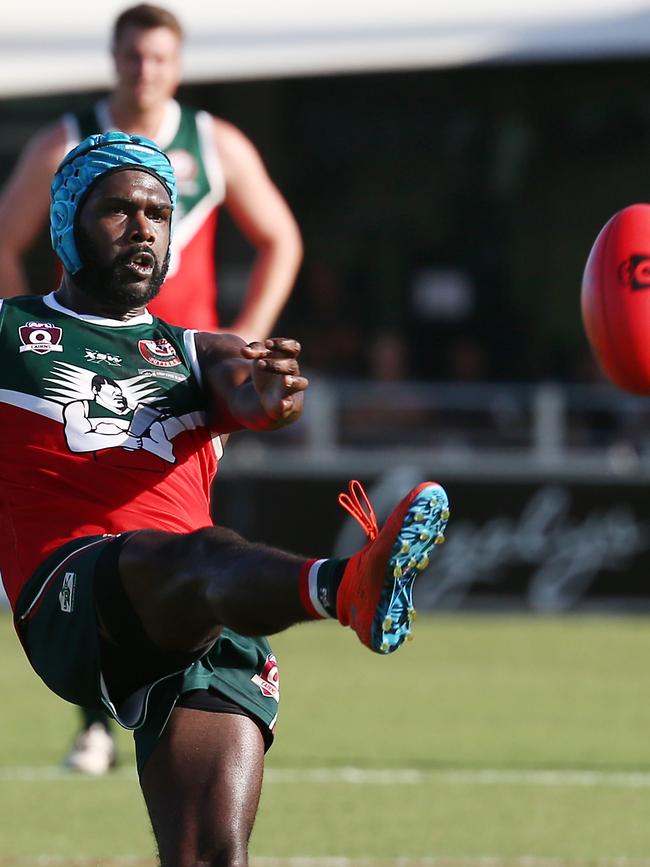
619 255 650 290
19 322 63 355
251 653 280 702
59 572 76 613
138 339 182 368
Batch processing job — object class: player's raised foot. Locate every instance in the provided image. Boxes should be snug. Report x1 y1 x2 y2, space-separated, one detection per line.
336 479 449 654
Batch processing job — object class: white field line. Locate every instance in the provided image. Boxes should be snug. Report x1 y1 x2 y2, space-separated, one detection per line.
443 769 650 788
267 768 423 784
4 766 650 789
252 861 650 867
4 859 650 867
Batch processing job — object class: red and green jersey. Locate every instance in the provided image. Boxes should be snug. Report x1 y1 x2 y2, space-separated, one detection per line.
63 99 225 330
0 293 221 608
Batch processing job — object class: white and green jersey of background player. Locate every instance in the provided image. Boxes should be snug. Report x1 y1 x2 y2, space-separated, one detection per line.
69 101 215 220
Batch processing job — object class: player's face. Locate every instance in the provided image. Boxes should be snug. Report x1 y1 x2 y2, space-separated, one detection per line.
113 25 181 111
75 169 172 313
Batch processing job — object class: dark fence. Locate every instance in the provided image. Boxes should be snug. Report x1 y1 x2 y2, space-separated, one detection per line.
213 473 650 614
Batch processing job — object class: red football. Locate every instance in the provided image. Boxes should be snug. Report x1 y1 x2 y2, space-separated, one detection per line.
582 203 650 394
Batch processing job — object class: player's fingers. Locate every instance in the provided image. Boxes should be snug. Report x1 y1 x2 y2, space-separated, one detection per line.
256 357 300 375
264 338 301 356
241 341 270 359
283 374 309 392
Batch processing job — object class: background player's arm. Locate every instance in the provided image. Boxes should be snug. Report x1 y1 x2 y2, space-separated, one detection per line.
195 332 308 433
0 122 69 297
214 119 303 343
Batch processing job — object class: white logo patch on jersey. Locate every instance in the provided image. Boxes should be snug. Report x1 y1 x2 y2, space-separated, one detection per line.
45 362 177 464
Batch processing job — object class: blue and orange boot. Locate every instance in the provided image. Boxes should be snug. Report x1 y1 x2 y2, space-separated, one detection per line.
336 480 449 654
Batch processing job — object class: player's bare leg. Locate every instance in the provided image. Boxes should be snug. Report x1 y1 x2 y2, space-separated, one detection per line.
141 708 264 867
116 479 450 656
117 525 307 653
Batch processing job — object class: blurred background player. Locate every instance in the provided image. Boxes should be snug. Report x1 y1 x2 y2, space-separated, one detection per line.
0 3 303 338
0 2 303 774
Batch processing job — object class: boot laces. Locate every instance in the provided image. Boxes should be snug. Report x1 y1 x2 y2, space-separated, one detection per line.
338 479 379 541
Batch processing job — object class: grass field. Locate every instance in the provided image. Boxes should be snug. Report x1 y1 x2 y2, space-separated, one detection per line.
3 610 650 865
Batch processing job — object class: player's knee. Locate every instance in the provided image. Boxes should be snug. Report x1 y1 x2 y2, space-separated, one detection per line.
139 574 223 654
205 843 249 867
159 839 249 867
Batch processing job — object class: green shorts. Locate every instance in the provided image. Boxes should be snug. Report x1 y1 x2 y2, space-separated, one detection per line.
14 535 279 775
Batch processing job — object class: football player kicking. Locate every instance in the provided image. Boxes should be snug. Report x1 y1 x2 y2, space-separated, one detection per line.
0 132 449 866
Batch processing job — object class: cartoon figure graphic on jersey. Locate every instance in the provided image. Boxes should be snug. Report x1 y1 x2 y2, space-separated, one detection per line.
46 362 176 464
62 374 174 463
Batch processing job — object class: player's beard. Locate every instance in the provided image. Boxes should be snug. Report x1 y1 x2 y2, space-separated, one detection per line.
74 231 170 312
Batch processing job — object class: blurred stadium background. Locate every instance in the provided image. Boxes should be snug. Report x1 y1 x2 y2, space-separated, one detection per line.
3 0 650 863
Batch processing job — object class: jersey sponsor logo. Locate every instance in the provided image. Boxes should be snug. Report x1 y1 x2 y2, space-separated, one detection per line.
138 339 182 368
251 653 280 702
137 368 187 383
59 571 76 613
85 348 122 366
19 322 63 355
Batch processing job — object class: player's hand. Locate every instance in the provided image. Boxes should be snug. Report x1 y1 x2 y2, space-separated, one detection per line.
241 338 308 422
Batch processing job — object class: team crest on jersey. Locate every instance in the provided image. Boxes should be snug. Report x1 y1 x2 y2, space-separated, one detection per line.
138 339 182 368
19 322 63 355
251 653 280 702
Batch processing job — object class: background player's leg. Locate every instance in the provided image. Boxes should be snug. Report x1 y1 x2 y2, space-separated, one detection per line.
140 707 265 867
64 706 116 775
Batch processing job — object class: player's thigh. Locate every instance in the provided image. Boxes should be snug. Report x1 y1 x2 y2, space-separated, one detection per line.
141 706 265 865
117 527 238 652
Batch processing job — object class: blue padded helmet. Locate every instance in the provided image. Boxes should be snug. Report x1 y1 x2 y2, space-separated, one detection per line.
50 131 177 274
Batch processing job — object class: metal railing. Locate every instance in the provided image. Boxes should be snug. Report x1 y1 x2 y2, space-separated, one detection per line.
219 378 650 482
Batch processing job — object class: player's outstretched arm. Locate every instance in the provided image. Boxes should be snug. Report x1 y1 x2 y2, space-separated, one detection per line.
195 332 308 433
